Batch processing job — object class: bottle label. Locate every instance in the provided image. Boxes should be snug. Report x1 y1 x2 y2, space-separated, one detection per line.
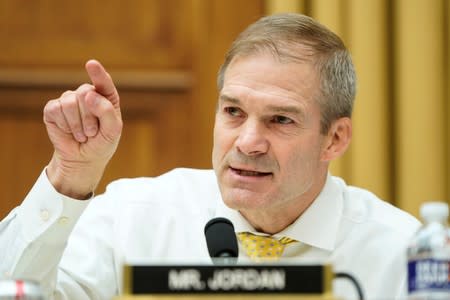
408 259 450 292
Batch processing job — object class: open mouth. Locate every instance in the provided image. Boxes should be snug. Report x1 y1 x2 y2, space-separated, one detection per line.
230 167 272 177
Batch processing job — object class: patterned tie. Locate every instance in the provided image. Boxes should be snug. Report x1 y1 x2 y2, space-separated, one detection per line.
237 232 297 261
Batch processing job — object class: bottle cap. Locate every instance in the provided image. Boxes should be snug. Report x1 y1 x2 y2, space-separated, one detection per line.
420 201 449 222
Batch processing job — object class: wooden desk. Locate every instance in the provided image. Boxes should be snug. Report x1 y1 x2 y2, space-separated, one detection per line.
116 294 339 300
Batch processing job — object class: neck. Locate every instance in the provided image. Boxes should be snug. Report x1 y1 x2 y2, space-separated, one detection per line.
240 172 328 235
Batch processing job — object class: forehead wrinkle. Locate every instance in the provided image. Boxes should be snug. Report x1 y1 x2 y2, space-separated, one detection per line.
223 69 316 109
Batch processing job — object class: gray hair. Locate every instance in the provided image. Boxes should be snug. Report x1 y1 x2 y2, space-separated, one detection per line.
217 13 356 134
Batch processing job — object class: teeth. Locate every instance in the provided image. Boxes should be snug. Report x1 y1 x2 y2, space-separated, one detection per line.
239 170 259 176
236 169 267 176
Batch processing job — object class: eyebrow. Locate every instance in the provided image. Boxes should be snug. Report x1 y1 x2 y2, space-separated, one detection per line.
219 94 240 105
219 94 306 118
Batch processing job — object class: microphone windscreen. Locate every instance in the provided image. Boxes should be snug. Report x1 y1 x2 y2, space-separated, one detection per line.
204 217 239 258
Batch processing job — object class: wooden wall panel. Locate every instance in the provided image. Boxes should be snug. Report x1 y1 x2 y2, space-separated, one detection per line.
0 117 52 217
0 0 193 69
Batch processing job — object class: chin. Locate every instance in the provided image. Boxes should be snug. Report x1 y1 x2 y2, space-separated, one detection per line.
221 189 269 211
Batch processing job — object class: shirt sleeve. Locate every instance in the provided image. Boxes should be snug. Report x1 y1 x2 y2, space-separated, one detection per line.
0 168 90 298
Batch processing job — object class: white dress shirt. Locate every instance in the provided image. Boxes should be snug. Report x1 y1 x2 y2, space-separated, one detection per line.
0 168 421 299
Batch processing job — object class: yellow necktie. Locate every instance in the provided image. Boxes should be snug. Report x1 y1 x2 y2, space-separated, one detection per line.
237 232 297 261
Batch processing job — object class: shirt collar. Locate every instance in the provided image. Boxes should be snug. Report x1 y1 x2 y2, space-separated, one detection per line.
214 173 343 251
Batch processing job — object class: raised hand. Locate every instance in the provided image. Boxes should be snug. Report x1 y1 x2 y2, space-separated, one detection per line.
43 60 123 199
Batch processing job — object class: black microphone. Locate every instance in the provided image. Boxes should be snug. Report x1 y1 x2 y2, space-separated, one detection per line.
204 217 239 263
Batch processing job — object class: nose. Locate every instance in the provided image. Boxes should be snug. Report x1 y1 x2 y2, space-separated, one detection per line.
235 119 269 156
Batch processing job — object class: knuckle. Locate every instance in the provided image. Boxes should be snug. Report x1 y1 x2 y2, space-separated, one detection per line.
60 95 78 110
76 83 94 96
43 99 60 118
79 83 94 90
61 90 74 98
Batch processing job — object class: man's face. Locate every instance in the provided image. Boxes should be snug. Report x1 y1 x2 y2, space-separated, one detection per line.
212 53 329 214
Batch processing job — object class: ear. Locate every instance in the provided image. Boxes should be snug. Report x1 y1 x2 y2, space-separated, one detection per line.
320 117 352 162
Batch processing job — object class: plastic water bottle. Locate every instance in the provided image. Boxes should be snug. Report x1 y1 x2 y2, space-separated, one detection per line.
0 279 43 299
407 201 450 299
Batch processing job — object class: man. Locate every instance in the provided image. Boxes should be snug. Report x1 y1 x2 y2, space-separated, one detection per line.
0 13 420 299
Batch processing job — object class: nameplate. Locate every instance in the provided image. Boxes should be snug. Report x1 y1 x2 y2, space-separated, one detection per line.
123 264 332 294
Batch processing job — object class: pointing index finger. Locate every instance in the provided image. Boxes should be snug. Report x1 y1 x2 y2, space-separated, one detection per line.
85 59 119 107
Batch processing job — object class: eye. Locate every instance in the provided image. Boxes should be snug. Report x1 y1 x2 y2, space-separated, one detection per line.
272 115 294 124
224 107 243 117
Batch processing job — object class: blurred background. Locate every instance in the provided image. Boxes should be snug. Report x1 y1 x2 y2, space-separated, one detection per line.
0 0 448 219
